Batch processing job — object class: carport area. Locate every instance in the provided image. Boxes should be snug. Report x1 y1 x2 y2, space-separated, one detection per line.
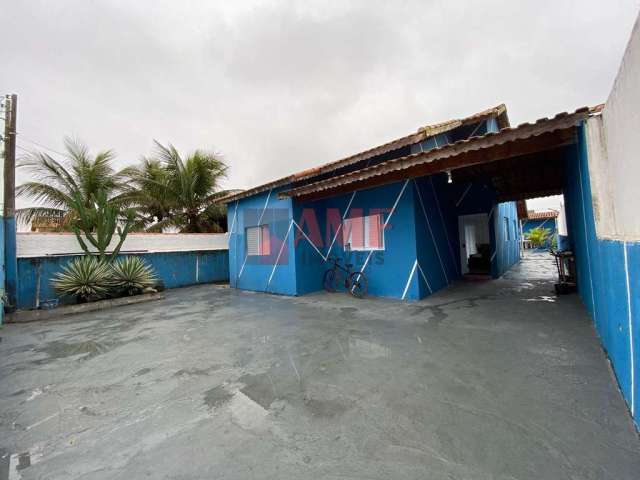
1 252 639 479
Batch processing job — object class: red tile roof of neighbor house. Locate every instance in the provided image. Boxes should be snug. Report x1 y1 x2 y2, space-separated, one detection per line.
527 210 559 220
221 104 510 203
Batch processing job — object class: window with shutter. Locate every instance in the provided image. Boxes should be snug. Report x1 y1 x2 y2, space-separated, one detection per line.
343 214 384 251
246 225 271 256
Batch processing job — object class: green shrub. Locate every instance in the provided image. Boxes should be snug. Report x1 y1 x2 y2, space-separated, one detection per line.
527 227 551 248
51 256 112 303
110 257 158 296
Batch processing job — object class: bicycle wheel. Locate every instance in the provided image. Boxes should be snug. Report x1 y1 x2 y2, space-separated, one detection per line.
348 272 368 298
323 269 338 292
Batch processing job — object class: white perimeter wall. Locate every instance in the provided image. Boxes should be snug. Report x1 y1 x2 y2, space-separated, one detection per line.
593 14 640 241
17 233 229 258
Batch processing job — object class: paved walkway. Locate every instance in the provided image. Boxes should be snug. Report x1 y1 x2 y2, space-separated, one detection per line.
0 253 638 479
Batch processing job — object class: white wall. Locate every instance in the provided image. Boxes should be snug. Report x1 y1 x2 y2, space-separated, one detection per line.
593 13 640 241
584 115 614 238
557 201 568 236
17 232 229 258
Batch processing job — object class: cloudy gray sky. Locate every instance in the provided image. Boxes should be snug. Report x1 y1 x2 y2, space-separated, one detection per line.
3 0 639 212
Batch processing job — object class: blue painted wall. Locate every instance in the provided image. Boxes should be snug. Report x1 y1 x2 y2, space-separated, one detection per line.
564 124 640 425
413 177 458 297
523 217 557 236
227 187 297 295
292 180 421 299
4 217 17 310
228 173 521 300
292 194 328 296
414 173 519 280
226 118 519 301
492 201 521 277
16 249 229 310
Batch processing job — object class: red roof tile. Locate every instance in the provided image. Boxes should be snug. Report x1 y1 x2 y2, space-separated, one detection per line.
527 210 559 220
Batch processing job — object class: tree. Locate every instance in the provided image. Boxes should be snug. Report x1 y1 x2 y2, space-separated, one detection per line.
16 137 131 229
125 141 229 233
527 226 551 248
117 158 173 232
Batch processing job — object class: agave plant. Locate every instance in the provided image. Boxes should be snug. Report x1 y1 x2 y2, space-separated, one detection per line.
110 257 158 296
51 256 112 303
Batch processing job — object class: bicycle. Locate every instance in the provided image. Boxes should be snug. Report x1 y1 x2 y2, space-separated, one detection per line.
323 256 368 298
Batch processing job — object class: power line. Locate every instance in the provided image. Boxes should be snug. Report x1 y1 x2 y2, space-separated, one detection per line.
16 144 33 155
17 135 67 157
17 141 66 159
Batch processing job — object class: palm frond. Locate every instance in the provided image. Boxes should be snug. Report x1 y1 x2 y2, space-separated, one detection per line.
118 141 230 233
16 182 73 209
18 151 78 194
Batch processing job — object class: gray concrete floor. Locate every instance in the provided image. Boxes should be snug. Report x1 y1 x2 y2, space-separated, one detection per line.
1 253 639 479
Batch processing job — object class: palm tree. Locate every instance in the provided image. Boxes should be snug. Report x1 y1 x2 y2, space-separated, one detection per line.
527 226 551 248
16 137 131 229
117 158 173 232
126 141 229 233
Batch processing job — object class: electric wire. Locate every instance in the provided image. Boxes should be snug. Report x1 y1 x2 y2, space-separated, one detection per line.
17 135 66 157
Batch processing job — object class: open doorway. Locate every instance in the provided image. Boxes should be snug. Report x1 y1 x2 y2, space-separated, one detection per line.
521 195 563 251
518 194 577 293
458 213 491 275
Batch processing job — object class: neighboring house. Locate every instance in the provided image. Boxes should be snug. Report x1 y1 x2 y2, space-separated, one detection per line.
224 105 521 300
522 209 558 248
30 214 64 232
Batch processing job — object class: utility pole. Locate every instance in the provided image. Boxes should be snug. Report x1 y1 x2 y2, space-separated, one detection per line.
0 98 5 324
3 94 18 314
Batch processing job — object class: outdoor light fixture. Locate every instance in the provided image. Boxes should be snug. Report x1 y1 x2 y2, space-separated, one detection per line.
447 170 453 184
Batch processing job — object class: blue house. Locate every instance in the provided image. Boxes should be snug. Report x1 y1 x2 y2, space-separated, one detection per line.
224 105 521 300
223 79 640 426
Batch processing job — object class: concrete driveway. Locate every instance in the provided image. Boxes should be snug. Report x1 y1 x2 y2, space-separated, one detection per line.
1 253 639 479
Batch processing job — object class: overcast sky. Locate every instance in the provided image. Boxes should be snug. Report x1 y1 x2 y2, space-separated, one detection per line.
3 0 639 212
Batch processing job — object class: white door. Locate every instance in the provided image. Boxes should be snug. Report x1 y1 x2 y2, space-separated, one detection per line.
465 224 477 256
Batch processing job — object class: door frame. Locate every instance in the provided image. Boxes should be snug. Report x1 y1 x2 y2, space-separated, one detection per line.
458 213 490 275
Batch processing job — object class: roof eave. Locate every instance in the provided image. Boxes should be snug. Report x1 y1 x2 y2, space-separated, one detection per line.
278 106 597 202
222 104 511 203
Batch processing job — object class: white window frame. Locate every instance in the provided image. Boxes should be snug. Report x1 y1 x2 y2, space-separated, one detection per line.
343 214 385 252
246 224 270 256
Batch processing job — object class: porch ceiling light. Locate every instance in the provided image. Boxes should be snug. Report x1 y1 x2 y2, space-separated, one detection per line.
447 170 453 184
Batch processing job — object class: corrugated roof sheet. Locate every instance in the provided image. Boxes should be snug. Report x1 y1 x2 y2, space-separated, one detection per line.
222 104 509 203
279 105 603 200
